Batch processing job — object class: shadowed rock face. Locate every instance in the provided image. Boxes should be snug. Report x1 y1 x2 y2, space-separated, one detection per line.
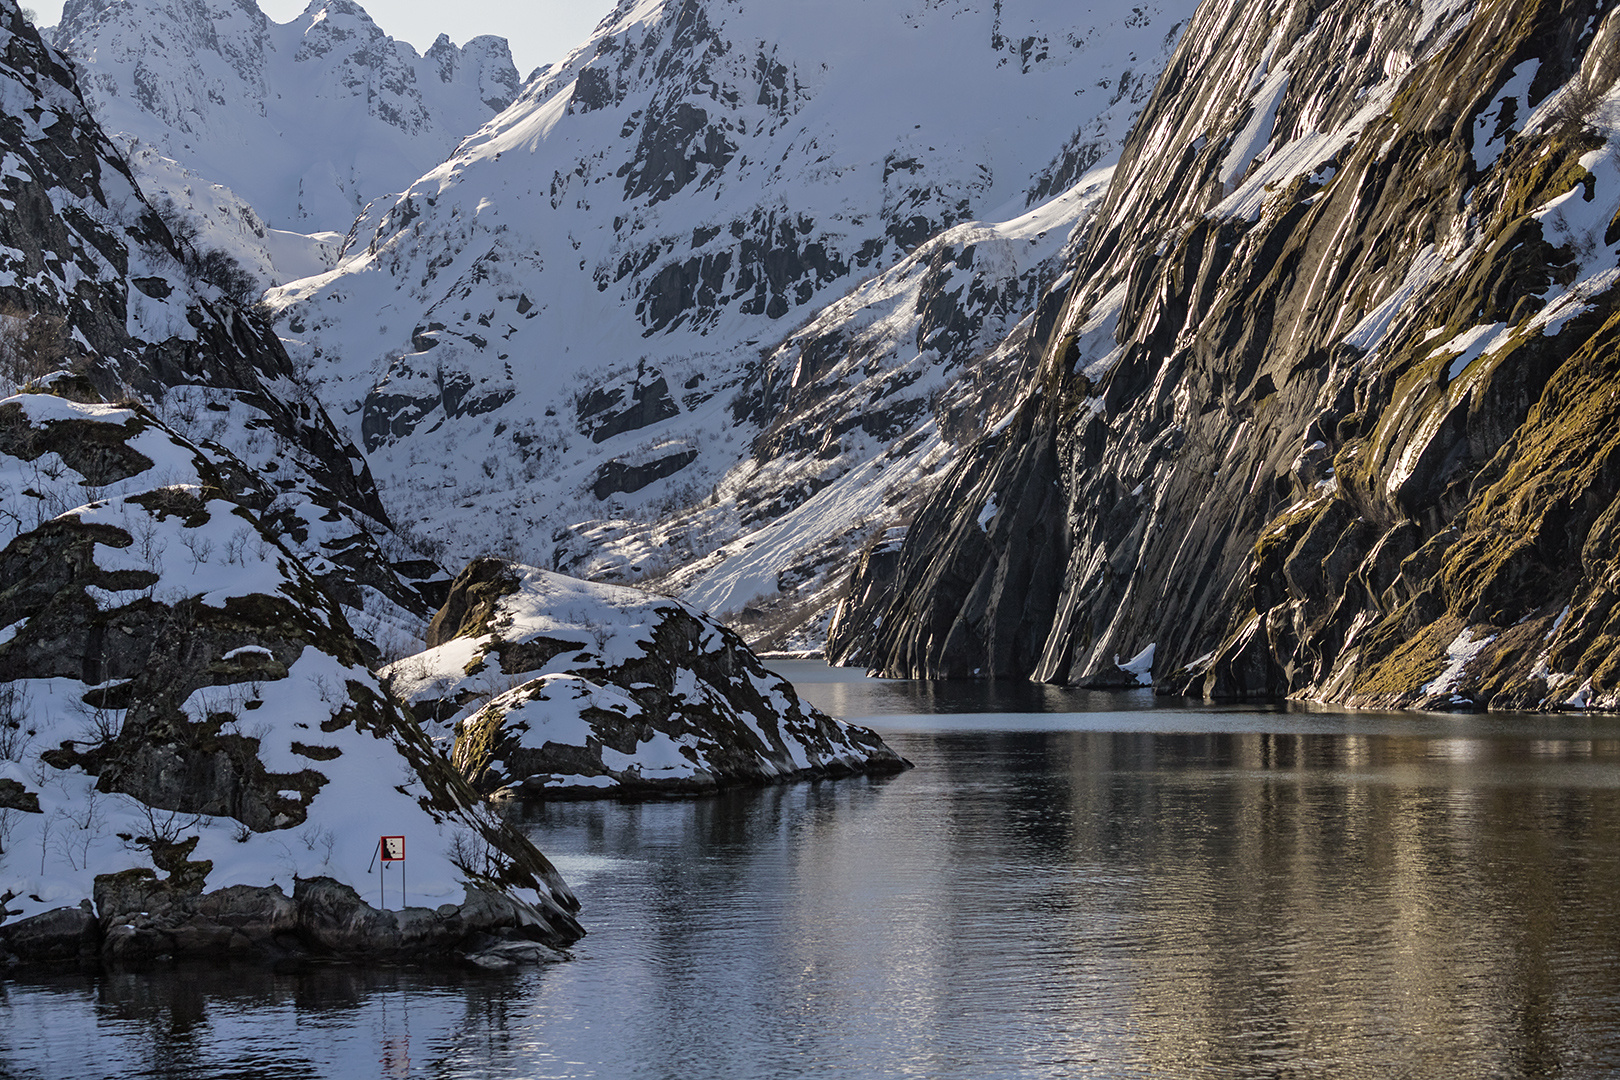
835 0 1620 712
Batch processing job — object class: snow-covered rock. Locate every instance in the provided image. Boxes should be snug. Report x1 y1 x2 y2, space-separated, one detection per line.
385 558 908 798
0 386 581 964
265 0 1197 641
3 0 448 659
0 1 579 965
50 0 522 285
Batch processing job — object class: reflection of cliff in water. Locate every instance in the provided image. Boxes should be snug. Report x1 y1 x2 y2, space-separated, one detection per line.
4 724 1618 1077
974 728 1620 1076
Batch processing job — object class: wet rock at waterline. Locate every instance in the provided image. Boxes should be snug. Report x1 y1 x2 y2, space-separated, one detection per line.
387 558 909 798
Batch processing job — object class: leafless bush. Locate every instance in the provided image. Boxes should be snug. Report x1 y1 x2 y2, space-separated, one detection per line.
0 683 35 762
1543 75 1606 138
152 198 261 306
0 312 73 395
119 798 201 850
447 826 504 882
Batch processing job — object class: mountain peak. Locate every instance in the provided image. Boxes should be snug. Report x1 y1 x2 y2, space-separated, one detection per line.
270 0 1196 628
53 0 521 246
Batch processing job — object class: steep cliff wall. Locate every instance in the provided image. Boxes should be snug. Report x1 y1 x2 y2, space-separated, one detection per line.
836 0 1620 711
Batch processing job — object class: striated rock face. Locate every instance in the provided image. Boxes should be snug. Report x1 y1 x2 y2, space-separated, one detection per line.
387 558 908 798
835 0 1620 712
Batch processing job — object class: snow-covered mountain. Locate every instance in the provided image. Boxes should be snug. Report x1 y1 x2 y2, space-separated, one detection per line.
0 0 590 962
50 0 522 285
1 0 913 965
268 0 1195 640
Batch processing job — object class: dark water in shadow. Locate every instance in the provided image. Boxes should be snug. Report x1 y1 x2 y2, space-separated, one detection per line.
3 662 1619 1078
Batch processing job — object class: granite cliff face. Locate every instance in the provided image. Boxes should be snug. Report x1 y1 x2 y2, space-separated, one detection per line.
835 0 1620 711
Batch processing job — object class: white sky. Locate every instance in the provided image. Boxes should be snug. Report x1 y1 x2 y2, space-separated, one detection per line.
31 0 615 77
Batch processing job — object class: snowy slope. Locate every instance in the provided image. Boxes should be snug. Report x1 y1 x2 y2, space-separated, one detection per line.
269 0 1195 638
50 0 521 284
2 0 444 659
0 388 579 943
569 170 1113 646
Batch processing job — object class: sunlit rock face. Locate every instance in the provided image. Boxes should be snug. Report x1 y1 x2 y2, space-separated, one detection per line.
386 558 909 799
265 0 1199 644
835 0 1620 712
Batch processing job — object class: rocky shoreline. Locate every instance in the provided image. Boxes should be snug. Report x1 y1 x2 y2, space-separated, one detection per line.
2 874 573 971
390 559 911 801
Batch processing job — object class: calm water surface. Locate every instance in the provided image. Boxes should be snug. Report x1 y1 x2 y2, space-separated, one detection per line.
3 661 1619 1078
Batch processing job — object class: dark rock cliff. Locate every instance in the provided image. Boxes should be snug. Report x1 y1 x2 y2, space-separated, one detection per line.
835 0 1620 711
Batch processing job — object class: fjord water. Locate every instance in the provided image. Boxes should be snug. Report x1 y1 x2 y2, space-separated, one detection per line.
4 662 1620 1078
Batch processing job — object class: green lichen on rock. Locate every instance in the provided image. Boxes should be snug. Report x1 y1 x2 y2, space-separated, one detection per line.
426 557 523 648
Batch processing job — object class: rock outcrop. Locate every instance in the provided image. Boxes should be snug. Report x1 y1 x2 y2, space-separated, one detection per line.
834 0 1620 712
0 390 581 967
386 558 909 798
1 0 446 658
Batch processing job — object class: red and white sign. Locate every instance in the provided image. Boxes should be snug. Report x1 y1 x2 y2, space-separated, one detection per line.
380 835 405 861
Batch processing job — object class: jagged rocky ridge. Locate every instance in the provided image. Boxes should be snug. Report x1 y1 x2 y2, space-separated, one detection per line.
835 0 1620 711
0 0 587 967
49 0 522 286
266 0 1196 642
386 558 908 798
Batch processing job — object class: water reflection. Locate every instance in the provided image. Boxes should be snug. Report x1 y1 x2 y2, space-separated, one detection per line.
2 670 1619 1078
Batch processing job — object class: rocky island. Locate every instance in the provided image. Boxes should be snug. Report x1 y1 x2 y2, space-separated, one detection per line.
388 558 907 799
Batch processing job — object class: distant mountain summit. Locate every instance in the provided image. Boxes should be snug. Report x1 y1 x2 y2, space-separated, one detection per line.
268 0 1194 636
50 0 521 282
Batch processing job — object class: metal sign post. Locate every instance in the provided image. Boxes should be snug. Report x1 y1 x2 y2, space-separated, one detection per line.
380 835 405 909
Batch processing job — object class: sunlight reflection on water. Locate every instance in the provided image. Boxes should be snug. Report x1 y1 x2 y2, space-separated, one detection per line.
3 661 1619 1078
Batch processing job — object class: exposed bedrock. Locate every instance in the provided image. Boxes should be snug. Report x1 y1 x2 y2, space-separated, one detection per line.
834 0 1620 711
